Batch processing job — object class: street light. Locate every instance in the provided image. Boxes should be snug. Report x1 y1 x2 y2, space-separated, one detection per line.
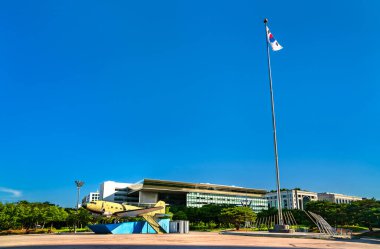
74 180 84 233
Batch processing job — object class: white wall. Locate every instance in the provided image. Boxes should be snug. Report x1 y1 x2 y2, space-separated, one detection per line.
99 181 131 201
139 191 158 204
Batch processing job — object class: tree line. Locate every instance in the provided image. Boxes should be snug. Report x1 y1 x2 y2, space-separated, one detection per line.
170 199 380 231
0 201 256 232
1 199 379 232
0 201 92 231
258 199 380 231
169 204 256 230
306 199 380 231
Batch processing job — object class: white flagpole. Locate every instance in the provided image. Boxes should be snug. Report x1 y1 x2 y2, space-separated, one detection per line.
264 18 284 226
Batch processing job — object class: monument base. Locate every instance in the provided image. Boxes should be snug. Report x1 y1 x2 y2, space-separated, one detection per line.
269 224 295 233
88 219 170 234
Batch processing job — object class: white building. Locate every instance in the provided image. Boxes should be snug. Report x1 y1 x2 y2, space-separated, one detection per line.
82 192 100 204
265 189 318 210
317 192 362 204
85 179 268 212
99 181 135 203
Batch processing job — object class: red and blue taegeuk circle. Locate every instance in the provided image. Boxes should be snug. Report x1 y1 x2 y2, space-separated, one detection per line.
269 33 276 43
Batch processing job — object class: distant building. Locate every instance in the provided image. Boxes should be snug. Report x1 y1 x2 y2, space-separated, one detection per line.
265 189 318 210
91 179 268 212
317 192 362 204
264 189 363 210
99 181 134 203
81 192 100 204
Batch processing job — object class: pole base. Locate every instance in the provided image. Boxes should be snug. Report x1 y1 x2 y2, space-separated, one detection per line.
269 224 295 233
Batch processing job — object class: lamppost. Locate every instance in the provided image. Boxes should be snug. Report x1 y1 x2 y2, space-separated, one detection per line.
74 180 84 233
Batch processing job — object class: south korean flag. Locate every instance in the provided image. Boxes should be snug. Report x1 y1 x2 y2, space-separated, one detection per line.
266 26 283 51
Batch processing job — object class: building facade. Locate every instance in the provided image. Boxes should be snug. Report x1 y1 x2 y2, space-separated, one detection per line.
186 192 268 212
99 181 134 203
93 179 268 212
82 192 100 204
265 189 318 210
317 192 362 204
265 190 363 209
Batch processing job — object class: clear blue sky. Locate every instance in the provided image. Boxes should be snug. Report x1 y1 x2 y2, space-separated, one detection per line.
0 1 379 207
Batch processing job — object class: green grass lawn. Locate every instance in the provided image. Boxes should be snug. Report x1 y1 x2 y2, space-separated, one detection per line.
56 227 91 233
338 225 368 232
0 227 91 235
0 228 54 235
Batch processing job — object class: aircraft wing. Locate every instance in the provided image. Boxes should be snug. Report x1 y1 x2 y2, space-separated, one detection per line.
115 206 164 217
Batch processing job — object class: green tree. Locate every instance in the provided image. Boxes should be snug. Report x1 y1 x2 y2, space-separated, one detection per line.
65 209 77 231
77 208 92 228
0 203 12 230
2 203 22 229
45 206 68 230
198 204 230 224
305 201 341 225
220 206 256 230
184 207 201 223
173 210 188 220
348 199 380 231
257 207 278 219
304 199 380 230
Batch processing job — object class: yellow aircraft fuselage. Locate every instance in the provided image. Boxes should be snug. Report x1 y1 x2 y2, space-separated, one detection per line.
83 200 165 218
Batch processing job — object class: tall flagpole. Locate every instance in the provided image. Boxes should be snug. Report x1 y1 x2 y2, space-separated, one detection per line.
264 18 284 226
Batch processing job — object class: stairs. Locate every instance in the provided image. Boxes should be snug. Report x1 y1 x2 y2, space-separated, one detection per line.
142 215 167 234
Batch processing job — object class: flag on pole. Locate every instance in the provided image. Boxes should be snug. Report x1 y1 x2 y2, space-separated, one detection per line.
266 26 283 51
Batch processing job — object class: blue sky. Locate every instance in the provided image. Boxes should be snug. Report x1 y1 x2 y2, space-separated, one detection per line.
0 1 379 207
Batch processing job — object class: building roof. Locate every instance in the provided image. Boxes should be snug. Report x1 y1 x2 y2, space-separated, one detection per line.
318 192 362 199
265 189 318 196
127 178 267 197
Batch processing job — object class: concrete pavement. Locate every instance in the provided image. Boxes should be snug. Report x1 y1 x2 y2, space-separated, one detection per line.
0 232 379 249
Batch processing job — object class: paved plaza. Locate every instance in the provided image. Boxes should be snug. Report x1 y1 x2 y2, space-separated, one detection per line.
0 232 379 249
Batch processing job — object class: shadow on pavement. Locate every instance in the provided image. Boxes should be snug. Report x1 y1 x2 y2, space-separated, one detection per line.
346 238 380 245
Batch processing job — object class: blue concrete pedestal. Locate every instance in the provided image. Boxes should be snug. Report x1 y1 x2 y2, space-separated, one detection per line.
88 219 170 234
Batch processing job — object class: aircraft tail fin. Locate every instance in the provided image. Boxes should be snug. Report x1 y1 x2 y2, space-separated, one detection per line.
153 201 166 215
